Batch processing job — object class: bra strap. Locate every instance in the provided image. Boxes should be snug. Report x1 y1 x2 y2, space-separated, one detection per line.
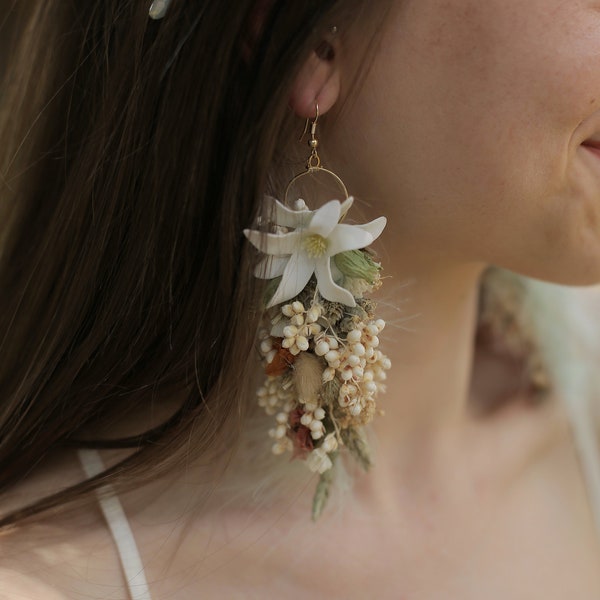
78 449 152 600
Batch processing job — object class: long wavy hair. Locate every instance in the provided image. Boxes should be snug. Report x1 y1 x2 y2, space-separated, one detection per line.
0 0 384 526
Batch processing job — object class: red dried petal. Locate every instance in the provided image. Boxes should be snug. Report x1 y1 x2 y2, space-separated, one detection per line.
264 339 296 376
290 425 314 459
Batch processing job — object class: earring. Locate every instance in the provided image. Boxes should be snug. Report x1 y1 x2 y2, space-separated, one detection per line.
244 104 391 520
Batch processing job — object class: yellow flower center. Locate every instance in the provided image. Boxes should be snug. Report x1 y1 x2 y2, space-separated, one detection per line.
304 234 329 258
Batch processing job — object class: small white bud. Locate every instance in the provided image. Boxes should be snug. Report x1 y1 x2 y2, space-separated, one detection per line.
322 367 336 383
341 368 354 381
275 412 288 424
350 404 362 416
309 420 324 432
300 413 313 426
311 430 324 440
347 354 361 368
328 337 339 350
339 383 351 395
366 324 379 336
325 350 340 364
352 343 366 357
314 407 326 420
292 301 304 314
352 366 364 379
370 335 380 348
375 319 385 332
282 304 295 317
347 329 362 344
265 350 277 364
283 325 298 338
260 339 273 354
364 381 377 394
338 394 350 407
322 434 338 453
308 323 322 336
275 424 287 439
296 336 309 351
290 314 305 326
306 307 320 323
315 341 330 356
304 402 318 412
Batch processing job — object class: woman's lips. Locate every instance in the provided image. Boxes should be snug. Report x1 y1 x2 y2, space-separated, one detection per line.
582 137 600 158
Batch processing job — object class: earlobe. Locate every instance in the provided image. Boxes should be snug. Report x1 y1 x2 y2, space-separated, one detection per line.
289 46 341 118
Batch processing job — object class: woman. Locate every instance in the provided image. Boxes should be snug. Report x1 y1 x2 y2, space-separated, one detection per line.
1 0 600 597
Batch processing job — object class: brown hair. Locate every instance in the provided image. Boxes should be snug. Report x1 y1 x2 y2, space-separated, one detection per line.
0 0 377 527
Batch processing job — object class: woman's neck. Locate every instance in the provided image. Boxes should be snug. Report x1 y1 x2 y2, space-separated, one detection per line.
374 260 485 440
339 259 482 503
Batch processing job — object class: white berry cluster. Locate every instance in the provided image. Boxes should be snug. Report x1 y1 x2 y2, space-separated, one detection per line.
268 408 294 456
254 295 390 477
280 301 323 355
300 403 326 440
318 319 391 420
256 375 294 416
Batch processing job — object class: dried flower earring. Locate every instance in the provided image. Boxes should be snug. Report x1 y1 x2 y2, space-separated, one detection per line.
244 104 391 520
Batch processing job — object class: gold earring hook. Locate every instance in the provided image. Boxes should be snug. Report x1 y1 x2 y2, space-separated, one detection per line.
285 101 349 203
299 102 320 141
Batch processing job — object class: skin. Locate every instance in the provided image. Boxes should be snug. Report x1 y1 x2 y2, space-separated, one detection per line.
4 0 600 597
330 0 600 285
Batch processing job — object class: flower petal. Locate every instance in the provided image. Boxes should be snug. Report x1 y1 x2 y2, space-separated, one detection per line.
266 251 315 308
254 255 289 279
339 196 354 220
330 258 344 283
356 216 387 242
244 229 301 256
314 258 356 307
327 224 374 256
308 200 341 238
268 196 314 229
270 320 286 337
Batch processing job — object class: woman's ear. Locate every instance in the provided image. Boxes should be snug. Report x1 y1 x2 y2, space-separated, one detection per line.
289 38 341 118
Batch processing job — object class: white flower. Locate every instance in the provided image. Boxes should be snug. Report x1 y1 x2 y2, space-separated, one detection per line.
244 196 386 308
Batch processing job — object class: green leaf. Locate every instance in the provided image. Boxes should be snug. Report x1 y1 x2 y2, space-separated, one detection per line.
311 452 338 521
341 427 371 472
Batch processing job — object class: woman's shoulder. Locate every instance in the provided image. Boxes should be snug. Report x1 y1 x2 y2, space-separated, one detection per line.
0 567 69 600
0 513 128 600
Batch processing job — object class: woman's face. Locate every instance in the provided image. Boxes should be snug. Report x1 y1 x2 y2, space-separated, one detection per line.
332 0 600 284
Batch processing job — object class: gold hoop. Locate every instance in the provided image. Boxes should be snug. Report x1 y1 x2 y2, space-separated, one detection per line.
283 102 350 205
284 167 349 204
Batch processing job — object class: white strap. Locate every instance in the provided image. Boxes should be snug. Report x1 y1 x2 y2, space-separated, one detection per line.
78 449 152 600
